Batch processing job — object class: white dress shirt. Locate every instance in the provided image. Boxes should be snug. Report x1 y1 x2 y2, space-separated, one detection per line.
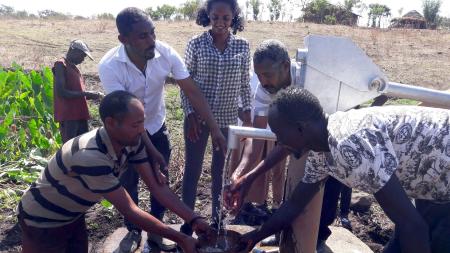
98 41 189 134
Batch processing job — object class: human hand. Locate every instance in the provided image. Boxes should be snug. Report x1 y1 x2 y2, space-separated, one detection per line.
191 217 215 238
240 110 252 127
223 175 251 214
187 113 202 142
210 128 226 155
149 149 167 185
178 235 199 253
85 91 104 100
238 230 260 252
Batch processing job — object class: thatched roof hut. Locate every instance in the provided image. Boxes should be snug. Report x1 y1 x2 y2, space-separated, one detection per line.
390 10 426 29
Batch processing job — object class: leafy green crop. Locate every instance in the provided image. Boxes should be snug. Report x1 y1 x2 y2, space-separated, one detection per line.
0 64 61 183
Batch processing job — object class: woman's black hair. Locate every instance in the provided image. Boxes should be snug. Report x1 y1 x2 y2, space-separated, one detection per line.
196 0 244 34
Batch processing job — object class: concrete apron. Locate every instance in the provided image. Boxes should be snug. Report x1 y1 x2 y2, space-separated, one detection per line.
102 224 257 253
280 154 324 253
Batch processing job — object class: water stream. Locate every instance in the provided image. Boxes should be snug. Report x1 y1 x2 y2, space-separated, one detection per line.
215 148 233 249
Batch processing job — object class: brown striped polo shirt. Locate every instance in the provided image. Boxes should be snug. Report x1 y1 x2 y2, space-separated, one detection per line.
18 127 148 228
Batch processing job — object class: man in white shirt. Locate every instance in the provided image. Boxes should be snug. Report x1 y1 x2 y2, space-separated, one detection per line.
230 40 301 189
238 87 450 253
226 40 312 252
98 7 225 252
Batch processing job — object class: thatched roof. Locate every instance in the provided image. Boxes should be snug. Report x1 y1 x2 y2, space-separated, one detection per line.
403 10 424 20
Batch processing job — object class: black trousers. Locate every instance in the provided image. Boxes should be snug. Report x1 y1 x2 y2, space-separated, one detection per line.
317 177 352 242
383 199 450 253
120 123 171 232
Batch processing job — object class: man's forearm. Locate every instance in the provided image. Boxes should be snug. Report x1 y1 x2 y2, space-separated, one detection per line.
140 132 158 156
55 81 86 99
123 205 188 243
245 145 290 183
138 166 197 223
251 181 322 242
233 138 265 178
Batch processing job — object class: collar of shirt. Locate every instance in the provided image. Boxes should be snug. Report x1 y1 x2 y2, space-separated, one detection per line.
205 30 235 52
114 44 162 70
98 127 118 160
62 57 81 74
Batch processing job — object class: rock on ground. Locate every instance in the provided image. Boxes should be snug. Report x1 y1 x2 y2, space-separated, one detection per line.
319 226 374 253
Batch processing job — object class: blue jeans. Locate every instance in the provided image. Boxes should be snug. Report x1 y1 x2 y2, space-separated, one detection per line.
120 124 171 232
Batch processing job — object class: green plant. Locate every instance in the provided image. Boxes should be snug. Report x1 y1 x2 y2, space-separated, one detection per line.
178 0 201 20
0 64 60 183
324 14 336 24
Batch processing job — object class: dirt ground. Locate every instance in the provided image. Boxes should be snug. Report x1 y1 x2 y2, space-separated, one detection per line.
0 19 448 252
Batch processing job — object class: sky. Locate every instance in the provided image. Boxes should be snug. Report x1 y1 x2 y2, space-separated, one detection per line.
1 0 449 21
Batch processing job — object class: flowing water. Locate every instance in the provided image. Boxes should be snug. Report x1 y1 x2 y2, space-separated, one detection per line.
215 149 233 248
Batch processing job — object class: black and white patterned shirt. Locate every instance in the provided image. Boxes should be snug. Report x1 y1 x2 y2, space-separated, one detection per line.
303 106 450 203
180 31 251 128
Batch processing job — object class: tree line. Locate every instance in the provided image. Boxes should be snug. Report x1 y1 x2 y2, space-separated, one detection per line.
0 0 448 29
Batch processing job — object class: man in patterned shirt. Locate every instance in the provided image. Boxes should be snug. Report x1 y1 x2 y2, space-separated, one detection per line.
238 87 450 253
17 91 212 253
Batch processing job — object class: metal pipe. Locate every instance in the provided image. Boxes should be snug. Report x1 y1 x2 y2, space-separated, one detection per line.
384 82 450 108
228 126 276 149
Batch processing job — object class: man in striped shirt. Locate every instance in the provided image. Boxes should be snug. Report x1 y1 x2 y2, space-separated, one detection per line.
17 91 211 253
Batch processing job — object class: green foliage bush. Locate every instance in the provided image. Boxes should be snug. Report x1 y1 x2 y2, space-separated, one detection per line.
0 64 60 182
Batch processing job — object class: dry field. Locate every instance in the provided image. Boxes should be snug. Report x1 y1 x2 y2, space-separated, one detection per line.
1 19 449 252
0 19 449 90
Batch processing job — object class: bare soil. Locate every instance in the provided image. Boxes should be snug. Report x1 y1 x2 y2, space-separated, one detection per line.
0 19 447 252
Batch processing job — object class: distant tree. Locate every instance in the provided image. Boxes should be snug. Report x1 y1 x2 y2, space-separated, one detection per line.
422 0 441 28
74 15 88 20
179 0 201 20
367 3 390 27
249 0 261 20
303 0 331 23
145 7 162 20
157 4 177 20
97 13 114 20
439 16 450 29
343 0 361 11
268 0 282 21
38 9 68 19
324 14 336 24
302 0 358 26
0 4 14 16
15 10 29 18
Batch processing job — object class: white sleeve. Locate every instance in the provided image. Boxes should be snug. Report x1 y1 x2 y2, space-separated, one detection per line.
98 63 126 94
302 152 330 184
168 46 190 80
253 82 273 117
330 129 399 194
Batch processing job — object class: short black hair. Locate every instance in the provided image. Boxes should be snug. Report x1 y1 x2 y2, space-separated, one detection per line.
116 7 151 36
99 90 138 123
271 86 324 125
253 39 289 65
196 0 244 34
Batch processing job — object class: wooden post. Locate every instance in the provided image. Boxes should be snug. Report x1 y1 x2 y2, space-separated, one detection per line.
279 154 324 253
